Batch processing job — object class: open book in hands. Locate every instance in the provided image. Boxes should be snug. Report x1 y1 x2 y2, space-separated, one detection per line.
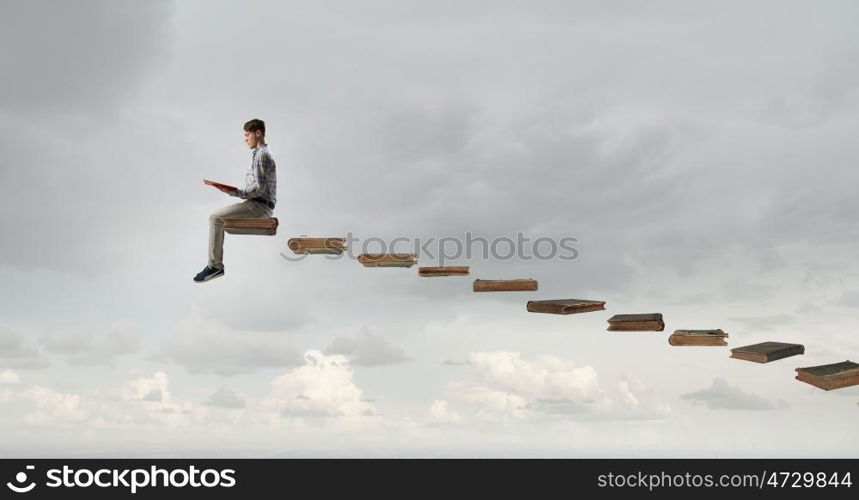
203 179 238 194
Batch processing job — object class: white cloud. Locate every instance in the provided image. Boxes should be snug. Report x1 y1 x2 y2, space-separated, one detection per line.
428 400 461 424
20 386 85 424
448 351 669 421
0 369 20 385
263 350 375 418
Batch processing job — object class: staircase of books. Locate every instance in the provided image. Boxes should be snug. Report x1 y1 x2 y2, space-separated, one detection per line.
244 229 858 392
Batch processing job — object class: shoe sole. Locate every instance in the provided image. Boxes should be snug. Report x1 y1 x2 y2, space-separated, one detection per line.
194 270 224 283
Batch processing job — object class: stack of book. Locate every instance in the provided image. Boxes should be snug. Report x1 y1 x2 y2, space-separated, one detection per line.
730 342 804 363
222 218 279 236
526 299 606 315
473 279 538 292
668 329 728 346
795 361 859 390
607 313 664 331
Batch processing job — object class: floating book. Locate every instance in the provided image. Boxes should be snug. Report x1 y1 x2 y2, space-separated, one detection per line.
730 342 804 363
473 279 538 292
222 217 278 236
203 179 238 191
418 266 470 277
795 361 859 391
526 299 605 315
358 253 417 268
668 329 728 346
607 313 664 331
288 237 346 255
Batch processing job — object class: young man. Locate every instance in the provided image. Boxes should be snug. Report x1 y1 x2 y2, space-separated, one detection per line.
194 119 277 282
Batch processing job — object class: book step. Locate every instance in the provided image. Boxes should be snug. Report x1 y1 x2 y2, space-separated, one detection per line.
668 329 728 346
607 313 664 331
288 237 347 255
526 299 605 314
418 266 470 277
473 279 538 292
795 360 859 390
358 253 418 268
730 342 804 363
223 217 279 236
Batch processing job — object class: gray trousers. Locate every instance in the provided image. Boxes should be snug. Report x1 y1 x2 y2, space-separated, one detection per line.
208 200 272 269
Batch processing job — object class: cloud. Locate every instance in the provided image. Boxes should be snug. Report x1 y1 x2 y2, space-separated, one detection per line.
263 350 375 418
120 371 205 427
157 316 304 376
445 351 671 422
0 326 49 369
39 320 140 366
428 400 461 424
0 0 175 273
20 386 86 424
727 314 796 332
324 329 409 366
206 386 246 409
680 378 789 411
0 369 21 385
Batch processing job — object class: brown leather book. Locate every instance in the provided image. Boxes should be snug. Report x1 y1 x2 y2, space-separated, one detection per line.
730 342 804 363
222 217 278 236
358 253 417 268
607 313 664 331
526 299 605 315
287 237 346 255
473 279 538 292
418 266 470 277
668 329 728 346
795 361 859 391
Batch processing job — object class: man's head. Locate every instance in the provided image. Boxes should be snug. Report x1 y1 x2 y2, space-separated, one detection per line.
243 119 266 149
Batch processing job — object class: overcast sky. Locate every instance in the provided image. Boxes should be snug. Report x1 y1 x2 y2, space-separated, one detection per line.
1 0 859 457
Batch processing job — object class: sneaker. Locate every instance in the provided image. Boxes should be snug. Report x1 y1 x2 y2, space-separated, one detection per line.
194 265 224 282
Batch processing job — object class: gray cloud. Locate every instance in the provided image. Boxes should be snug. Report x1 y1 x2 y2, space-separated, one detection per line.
727 314 796 332
39 321 140 366
156 317 304 376
324 330 409 367
142 389 163 402
206 386 246 409
680 378 789 411
0 326 49 370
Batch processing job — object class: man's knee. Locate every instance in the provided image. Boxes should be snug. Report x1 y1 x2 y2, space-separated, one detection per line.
209 212 224 225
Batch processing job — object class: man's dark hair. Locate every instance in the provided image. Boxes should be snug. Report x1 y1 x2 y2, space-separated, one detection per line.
244 118 265 136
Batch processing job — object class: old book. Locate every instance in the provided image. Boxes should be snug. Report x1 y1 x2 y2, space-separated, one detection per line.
222 217 278 236
473 279 538 292
526 299 606 315
287 237 346 255
358 253 417 268
418 266 470 277
730 341 804 363
668 329 728 346
607 313 664 331
796 361 859 391
203 179 238 191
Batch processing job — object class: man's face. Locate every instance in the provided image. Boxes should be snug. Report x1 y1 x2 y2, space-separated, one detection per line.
244 130 262 149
